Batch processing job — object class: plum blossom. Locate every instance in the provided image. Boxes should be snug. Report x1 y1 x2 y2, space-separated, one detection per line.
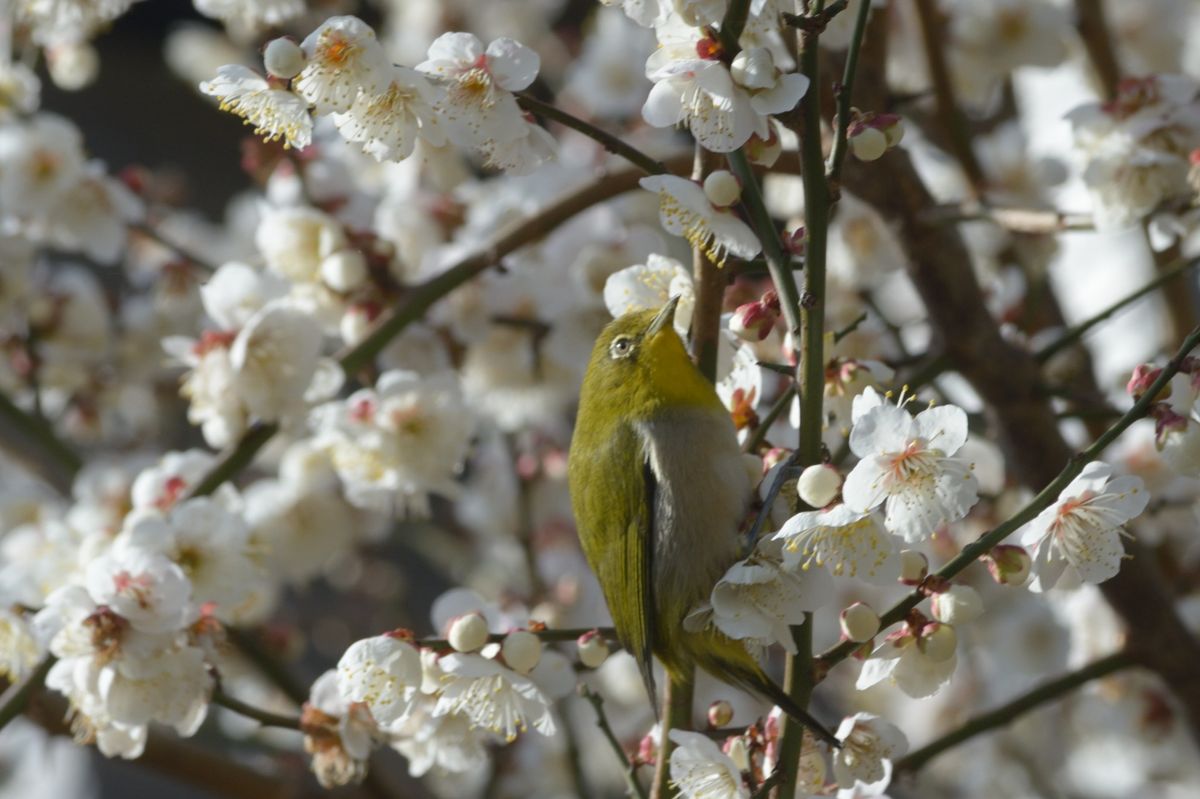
774 504 901 584
332 65 446 162
639 175 761 265
1067 74 1200 230
312 370 474 514
687 552 832 654
668 729 748 799
843 388 979 542
336 634 424 729
416 32 540 153
603 253 696 336
857 618 958 698
833 713 908 795
433 652 556 742
199 65 313 149
1018 461 1149 591
305 669 377 787
294 16 391 113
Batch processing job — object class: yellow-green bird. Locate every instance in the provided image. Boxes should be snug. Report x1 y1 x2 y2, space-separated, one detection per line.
568 297 837 747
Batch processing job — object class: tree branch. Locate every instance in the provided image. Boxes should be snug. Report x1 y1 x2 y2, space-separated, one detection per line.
515 93 668 175
895 651 1135 772
581 685 648 799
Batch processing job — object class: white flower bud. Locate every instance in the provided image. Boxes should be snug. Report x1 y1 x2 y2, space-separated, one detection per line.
741 453 764 486
882 118 905 148
730 47 776 90
747 128 782 167
339 304 374 345
447 612 489 653
707 699 734 728
899 549 928 585
918 623 957 662
797 464 842 508
702 170 742 207
264 37 306 80
501 630 542 674
577 631 610 669
930 585 983 625
839 602 880 642
47 42 99 91
986 545 1032 586
321 250 368 292
850 127 888 162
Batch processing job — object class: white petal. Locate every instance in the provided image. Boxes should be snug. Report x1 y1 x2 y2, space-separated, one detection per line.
486 38 540 91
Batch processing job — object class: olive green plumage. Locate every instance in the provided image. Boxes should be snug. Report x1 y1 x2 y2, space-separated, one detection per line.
567 298 837 747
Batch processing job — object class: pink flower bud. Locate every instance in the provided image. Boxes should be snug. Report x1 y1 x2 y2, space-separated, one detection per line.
576 630 609 668
635 732 658 766
785 227 807 256
730 300 777 341
708 700 734 728
985 545 1032 586
850 127 888 161
1127 364 1163 399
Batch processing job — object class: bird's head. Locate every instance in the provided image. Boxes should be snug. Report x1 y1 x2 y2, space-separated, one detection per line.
580 297 720 417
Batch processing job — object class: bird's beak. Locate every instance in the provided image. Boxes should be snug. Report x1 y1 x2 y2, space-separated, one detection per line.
646 295 680 337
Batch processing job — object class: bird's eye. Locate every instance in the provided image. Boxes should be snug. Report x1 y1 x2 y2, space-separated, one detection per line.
609 336 635 360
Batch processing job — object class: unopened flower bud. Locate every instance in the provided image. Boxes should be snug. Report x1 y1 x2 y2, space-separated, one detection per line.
730 300 777 341
839 602 880 642
340 305 373 345
577 630 609 669
1126 364 1163 400
797 464 841 508
850 127 889 162
703 170 742 207
47 42 99 91
881 116 905 148
264 37 306 80
501 630 542 674
636 731 658 765
899 549 928 585
707 699 734 728
447 612 489 653
730 47 776 90
918 623 957 662
986 545 1031 586
930 584 983 625
321 250 368 292
785 227 807 256
725 736 752 771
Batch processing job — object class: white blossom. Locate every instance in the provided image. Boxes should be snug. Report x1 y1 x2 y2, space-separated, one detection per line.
843 389 979 542
775 504 900 584
294 16 391 114
336 635 424 729
1018 461 1149 590
332 65 445 162
833 713 908 795
668 729 748 799
433 652 555 742
639 175 761 265
603 253 695 335
200 65 313 150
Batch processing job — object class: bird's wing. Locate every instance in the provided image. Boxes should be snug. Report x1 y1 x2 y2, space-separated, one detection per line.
571 421 658 708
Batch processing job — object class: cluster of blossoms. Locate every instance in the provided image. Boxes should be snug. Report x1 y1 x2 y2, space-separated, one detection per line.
2 1 1200 798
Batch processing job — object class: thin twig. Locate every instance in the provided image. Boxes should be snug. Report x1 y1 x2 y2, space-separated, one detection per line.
130 222 218 274
0 655 55 734
826 0 876 182
895 651 1135 772
742 384 797 454
1035 256 1200 363
921 203 1095 234
0 390 81 494
581 685 648 799
210 685 303 730
817 325 1200 670
1074 0 1122 99
416 626 619 649
516 93 667 176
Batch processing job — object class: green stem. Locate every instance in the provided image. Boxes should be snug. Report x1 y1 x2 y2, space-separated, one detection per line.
581 685 649 799
515 94 667 176
773 2 834 793
651 670 695 799
184 422 278 500
817 325 1200 670
1037 256 1200 363
742 384 797 454
895 651 1135 772
0 655 55 734
826 0 876 182
416 626 618 650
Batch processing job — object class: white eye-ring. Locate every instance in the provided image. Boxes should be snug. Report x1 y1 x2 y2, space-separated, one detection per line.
609 336 635 359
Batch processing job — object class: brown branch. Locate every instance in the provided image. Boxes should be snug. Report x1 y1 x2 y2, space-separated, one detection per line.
1074 0 1122 99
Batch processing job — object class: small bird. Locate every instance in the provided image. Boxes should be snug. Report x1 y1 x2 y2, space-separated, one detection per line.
568 297 838 747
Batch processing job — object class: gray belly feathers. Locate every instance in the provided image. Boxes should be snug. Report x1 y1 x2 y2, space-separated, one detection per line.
635 407 753 617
